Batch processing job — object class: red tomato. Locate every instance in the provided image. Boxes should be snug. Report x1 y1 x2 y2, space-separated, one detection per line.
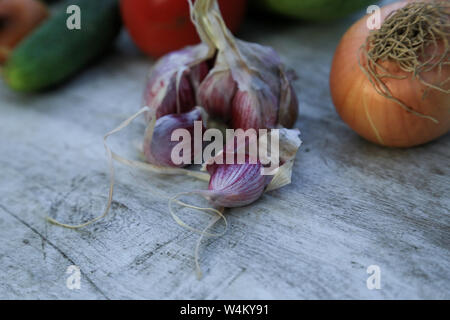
120 0 247 58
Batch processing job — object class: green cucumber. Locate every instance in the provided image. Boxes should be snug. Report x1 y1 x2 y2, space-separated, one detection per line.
4 0 121 92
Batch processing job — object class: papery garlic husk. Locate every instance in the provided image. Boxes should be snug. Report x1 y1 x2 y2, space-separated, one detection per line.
278 72 300 129
143 45 212 119
262 128 302 192
202 157 273 208
144 108 205 168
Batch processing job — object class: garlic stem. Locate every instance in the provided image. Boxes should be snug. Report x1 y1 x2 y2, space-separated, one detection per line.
192 0 250 71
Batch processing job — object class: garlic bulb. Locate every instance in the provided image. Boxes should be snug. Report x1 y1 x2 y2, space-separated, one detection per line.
141 0 302 207
191 0 300 130
143 0 300 131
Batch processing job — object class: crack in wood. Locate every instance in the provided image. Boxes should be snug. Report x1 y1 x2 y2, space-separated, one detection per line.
0 204 110 300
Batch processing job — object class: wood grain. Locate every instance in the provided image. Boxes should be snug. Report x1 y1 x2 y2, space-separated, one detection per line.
0 0 448 299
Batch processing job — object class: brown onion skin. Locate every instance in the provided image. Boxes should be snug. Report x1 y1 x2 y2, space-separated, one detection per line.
330 0 450 148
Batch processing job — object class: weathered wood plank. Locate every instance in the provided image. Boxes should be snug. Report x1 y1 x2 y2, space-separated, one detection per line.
0 0 448 299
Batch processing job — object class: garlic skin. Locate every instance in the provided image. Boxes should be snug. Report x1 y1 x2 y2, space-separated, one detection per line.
204 158 272 208
144 108 204 168
278 83 299 129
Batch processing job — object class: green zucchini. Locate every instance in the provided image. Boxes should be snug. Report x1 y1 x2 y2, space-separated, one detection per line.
4 0 121 92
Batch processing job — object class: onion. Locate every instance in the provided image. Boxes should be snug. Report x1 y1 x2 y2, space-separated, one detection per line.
330 0 449 147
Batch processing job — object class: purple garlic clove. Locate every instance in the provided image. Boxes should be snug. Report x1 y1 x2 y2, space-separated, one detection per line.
231 88 279 131
144 108 204 168
198 70 237 121
226 40 297 131
189 61 211 94
203 157 272 208
143 70 195 119
143 45 209 119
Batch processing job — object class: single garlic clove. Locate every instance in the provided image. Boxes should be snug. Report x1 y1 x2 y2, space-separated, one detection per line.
189 60 211 95
143 68 195 119
198 69 237 121
143 45 210 119
204 158 272 208
144 108 204 168
231 88 279 130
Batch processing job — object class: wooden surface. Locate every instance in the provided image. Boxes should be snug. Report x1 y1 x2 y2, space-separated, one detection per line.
0 1 449 299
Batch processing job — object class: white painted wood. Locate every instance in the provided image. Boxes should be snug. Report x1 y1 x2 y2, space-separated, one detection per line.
0 0 448 299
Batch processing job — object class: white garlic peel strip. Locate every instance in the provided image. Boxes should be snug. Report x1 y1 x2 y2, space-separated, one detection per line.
195 214 222 279
169 192 227 279
169 193 226 238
